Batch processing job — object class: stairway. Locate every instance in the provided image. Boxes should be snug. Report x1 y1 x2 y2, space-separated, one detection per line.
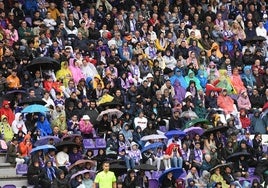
0 153 29 188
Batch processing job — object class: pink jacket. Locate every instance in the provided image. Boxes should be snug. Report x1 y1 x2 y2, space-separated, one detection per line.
79 119 94 134
237 95 251 110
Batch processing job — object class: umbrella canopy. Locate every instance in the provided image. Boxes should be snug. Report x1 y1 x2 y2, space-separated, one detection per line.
19 97 47 106
141 142 164 153
30 144 56 154
165 130 186 139
184 127 204 138
55 141 78 150
109 163 127 177
202 126 228 137
184 118 210 130
34 136 61 146
70 169 96 180
180 111 198 120
210 162 233 173
26 57 60 72
159 168 183 183
62 134 83 141
21 104 49 113
141 134 167 141
252 36 267 42
134 164 157 171
99 101 122 109
226 152 251 162
68 159 96 171
5 89 27 100
96 108 123 121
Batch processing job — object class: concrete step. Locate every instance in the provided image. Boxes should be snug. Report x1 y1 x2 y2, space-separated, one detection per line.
0 175 28 187
0 152 7 163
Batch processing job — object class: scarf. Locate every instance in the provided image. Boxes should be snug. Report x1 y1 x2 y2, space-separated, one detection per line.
47 167 56 181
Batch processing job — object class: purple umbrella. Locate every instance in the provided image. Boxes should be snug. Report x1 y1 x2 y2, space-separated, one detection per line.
184 127 204 139
70 169 96 180
34 136 61 146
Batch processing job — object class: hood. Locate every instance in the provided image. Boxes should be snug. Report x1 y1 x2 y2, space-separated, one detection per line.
243 65 252 74
174 79 181 87
122 122 129 130
187 69 195 77
23 134 31 143
86 77 92 86
219 69 227 77
14 113 22 122
187 178 194 184
60 61 68 68
1 115 7 121
94 74 102 80
2 100 10 107
135 126 141 132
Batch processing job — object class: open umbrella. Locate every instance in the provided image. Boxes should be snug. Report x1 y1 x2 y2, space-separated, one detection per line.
134 164 157 171
180 110 198 119
26 57 60 72
34 136 61 146
159 168 183 183
61 134 83 141
184 127 204 138
210 162 233 172
70 169 96 180
141 142 164 153
184 118 210 130
21 104 49 113
55 141 78 150
141 134 167 141
96 108 123 121
251 36 267 42
99 101 122 109
165 130 186 139
109 163 127 176
68 159 96 171
226 152 251 162
4 89 27 100
202 126 228 137
30 144 56 154
19 97 47 106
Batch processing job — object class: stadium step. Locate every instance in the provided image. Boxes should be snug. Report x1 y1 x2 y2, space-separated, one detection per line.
0 152 7 163
0 162 28 187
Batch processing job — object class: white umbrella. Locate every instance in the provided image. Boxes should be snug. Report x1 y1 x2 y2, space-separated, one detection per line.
141 134 167 141
97 108 123 121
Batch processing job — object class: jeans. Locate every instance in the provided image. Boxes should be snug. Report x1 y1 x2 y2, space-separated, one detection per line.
124 156 135 170
171 156 183 168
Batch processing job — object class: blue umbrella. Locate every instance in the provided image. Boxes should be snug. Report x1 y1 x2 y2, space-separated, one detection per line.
21 104 49 113
30 144 56 154
34 136 61 146
141 142 164 153
165 130 186 139
159 168 184 183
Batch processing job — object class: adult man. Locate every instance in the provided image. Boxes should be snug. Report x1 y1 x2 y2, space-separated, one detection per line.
94 162 116 188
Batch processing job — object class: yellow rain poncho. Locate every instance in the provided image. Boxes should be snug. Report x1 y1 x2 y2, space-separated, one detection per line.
56 61 72 87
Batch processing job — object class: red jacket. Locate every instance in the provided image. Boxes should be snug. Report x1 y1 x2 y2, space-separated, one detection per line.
165 143 182 156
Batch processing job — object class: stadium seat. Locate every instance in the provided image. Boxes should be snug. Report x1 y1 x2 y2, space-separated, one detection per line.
95 138 106 148
3 184 16 188
148 179 159 188
83 139 95 149
16 163 28 175
151 171 162 179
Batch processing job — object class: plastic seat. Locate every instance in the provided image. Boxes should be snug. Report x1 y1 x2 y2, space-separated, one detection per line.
151 171 162 179
95 138 106 148
16 163 28 175
83 139 95 149
148 179 159 188
3 184 16 188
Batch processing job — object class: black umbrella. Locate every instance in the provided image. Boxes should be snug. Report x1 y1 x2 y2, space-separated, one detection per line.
210 162 233 172
18 97 47 106
202 126 228 137
134 164 157 171
4 89 27 100
99 101 122 109
226 152 251 162
26 57 60 72
252 36 266 42
109 163 127 177
55 141 79 151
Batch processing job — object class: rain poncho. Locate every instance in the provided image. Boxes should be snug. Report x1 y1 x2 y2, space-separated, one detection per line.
68 58 85 84
56 61 72 87
241 66 256 89
215 69 235 94
170 68 188 89
93 74 104 89
11 113 27 135
120 123 133 141
197 69 208 89
184 70 202 91
36 115 52 136
173 79 186 103
0 100 15 125
0 115 13 142
231 71 246 94
251 110 267 134
217 91 235 115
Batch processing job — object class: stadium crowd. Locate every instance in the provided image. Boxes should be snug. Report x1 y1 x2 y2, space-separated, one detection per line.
0 0 267 187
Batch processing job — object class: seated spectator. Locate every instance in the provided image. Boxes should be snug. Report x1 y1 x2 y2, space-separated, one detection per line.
7 136 25 166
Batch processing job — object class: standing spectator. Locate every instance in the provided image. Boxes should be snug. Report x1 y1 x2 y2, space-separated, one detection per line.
94 162 117 188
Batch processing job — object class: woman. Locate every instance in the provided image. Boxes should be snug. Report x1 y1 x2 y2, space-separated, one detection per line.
231 20 246 41
205 91 218 109
181 142 192 171
69 146 83 165
230 68 246 94
155 32 168 51
204 133 216 155
56 61 72 87
68 58 85 85
133 126 143 148
19 134 32 164
40 160 58 187
36 115 52 136
95 149 107 170
123 169 139 188
53 169 70 188
128 142 142 169
118 42 133 61
210 167 229 188
28 160 42 187
161 172 176 188
4 23 19 46
82 171 94 187
79 115 94 138
165 143 183 168
237 90 251 111
0 115 14 142
252 133 263 160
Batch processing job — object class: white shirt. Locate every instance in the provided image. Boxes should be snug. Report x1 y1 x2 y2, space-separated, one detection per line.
256 26 267 37
134 117 148 131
